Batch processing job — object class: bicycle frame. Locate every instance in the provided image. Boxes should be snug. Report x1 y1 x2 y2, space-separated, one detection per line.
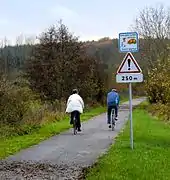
73 115 77 135
111 108 115 131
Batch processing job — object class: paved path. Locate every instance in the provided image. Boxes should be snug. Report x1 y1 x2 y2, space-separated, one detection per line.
6 97 145 167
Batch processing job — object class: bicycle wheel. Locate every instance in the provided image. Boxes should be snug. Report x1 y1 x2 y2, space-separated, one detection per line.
111 109 115 131
73 116 77 135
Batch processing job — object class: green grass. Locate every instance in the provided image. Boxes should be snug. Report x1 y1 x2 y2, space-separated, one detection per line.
85 105 170 180
0 106 106 159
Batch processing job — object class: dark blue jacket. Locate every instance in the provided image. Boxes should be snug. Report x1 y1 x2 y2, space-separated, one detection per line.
107 91 120 106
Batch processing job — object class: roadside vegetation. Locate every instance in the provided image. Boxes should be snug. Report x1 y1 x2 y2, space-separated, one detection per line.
85 102 170 180
134 4 170 121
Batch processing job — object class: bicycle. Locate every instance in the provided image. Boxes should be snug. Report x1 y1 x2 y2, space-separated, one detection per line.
73 115 78 135
111 108 115 131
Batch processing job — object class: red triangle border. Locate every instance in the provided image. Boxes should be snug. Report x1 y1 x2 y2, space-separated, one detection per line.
117 52 142 74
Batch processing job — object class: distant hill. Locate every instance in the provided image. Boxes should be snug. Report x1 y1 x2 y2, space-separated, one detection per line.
0 38 157 78
86 39 145 73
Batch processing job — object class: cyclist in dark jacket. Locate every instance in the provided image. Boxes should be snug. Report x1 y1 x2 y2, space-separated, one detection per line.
107 88 120 128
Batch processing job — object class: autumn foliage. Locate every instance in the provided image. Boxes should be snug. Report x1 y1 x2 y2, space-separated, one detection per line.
146 57 170 104
134 4 170 120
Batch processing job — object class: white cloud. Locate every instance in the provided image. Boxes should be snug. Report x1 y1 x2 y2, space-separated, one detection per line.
48 5 114 41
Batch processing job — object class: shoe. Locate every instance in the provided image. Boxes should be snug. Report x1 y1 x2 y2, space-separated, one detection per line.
78 128 81 132
115 117 118 121
70 120 73 125
109 125 111 128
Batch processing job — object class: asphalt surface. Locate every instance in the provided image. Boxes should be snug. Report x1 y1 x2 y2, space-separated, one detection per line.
0 97 146 179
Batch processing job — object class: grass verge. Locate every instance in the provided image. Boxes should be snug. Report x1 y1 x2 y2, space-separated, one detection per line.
85 102 170 180
0 106 106 159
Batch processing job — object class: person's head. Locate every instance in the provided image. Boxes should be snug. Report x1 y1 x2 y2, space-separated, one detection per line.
72 88 78 94
111 88 117 93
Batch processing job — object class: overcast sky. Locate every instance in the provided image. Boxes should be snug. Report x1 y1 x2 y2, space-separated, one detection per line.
0 0 169 44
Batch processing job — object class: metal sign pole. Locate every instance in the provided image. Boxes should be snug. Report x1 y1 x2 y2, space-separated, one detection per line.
129 83 134 149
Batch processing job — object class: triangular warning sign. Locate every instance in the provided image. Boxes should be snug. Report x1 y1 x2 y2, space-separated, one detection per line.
117 52 142 73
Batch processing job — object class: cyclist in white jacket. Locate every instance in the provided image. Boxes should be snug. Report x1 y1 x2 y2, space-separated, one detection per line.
66 89 84 131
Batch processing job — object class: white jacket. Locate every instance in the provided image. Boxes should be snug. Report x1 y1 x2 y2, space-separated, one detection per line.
66 94 84 113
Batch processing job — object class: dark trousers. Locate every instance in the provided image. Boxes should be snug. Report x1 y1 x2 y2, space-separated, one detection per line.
70 111 81 128
107 105 118 124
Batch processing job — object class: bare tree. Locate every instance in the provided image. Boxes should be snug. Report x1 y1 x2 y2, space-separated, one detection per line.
0 37 10 75
133 4 170 69
0 37 10 48
15 34 24 46
25 35 36 45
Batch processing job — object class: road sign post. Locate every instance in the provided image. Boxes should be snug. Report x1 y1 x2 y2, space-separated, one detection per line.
129 82 133 149
117 32 142 150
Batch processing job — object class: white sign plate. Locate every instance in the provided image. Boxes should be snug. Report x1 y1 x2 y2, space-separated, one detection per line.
116 73 143 83
119 32 139 53
117 52 142 74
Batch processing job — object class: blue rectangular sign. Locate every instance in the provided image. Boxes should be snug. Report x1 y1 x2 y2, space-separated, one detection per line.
118 32 139 53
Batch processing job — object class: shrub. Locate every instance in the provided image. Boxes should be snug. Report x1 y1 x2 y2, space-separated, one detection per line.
149 103 170 122
145 57 170 104
145 55 170 121
0 76 67 137
0 80 38 125
23 100 66 126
